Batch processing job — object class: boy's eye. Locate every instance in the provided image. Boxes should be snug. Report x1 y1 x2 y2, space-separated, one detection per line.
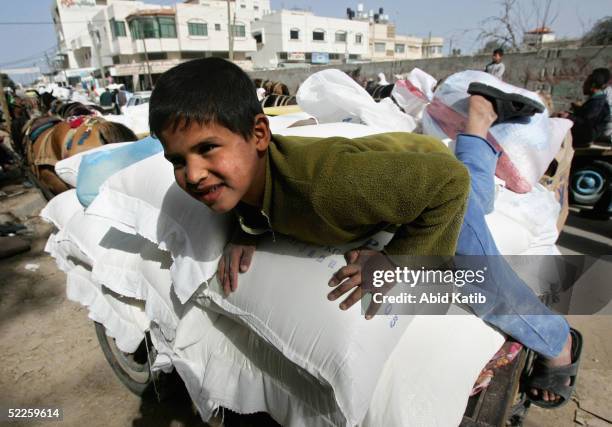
198 143 217 155
165 155 185 169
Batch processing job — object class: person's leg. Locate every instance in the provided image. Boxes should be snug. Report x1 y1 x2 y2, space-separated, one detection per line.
454 95 572 403
455 133 497 215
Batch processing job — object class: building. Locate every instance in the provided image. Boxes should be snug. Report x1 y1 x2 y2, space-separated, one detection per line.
51 0 270 90
250 9 370 69
348 4 443 61
523 27 556 50
51 0 109 82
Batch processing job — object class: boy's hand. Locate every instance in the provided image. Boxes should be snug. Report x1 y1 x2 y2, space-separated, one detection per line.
217 231 257 296
328 248 395 318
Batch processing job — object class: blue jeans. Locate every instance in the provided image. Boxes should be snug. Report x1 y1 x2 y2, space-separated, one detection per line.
454 134 569 358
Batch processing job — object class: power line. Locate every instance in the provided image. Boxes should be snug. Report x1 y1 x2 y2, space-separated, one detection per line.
0 46 58 68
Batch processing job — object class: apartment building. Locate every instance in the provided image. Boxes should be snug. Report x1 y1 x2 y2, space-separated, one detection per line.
51 0 270 90
348 4 444 61
250 10 370 69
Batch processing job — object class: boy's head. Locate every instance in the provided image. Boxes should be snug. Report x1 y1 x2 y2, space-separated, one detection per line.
150 58 270 213
492 48 504 63
582 68 610 95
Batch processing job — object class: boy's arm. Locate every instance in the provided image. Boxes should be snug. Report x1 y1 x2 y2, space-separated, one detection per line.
313 145 470 256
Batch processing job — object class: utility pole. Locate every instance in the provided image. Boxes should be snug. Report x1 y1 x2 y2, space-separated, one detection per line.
88 21 107 88
227 0 234 61
344 31 349 64
139 21 154 90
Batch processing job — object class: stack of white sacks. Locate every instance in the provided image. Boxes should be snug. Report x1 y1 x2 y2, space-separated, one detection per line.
40 70 569 426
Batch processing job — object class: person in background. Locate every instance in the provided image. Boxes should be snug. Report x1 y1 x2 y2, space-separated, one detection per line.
603 72 612 144
112 89 121 115
485 48 505 80
99 88 113 108
116 85 128 113
558 68 610 147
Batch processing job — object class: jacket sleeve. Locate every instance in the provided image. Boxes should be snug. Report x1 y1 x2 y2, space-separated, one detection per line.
311 136 470 256
570 98 603 128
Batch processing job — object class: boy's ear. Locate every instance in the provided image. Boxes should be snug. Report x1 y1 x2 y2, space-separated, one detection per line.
252 113 271 152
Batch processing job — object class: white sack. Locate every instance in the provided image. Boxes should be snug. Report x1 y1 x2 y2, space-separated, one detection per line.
194 236 430 426
268 112 317 132
66 265 149 353
391 68 437 120
154 302 502 427
422 70 559 191
87 153 232 304
91 232 182 341
486 183 560 255
39 189 83 229
105 103 150 136
297 69 417 132
55 139 139 187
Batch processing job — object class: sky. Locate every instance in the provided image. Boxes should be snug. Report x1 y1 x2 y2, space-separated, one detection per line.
1 0 610 81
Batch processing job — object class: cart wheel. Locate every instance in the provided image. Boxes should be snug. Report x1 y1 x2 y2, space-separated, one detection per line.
94 322 179 399
570 161 611 208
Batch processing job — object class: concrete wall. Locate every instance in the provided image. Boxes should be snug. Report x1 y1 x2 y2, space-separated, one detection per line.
248 45 612 111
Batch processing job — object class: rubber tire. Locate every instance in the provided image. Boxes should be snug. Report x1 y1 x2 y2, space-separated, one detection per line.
570 160 612 208
94 322 159 397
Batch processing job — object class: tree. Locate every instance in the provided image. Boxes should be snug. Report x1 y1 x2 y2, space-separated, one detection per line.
582 17 612 47
475 0 558 52
479 39 506 55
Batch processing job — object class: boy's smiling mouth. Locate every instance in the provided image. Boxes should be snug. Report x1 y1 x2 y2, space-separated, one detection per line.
193 183 225 205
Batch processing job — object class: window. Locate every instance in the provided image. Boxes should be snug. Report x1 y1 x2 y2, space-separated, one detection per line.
374 42 385 53
240 4 246 8
129 16 176 39
109 18 126 38
188 22 208 36
312 30 325 41
253 32 262 43
254 5 259 10
289 28 299 40
335 31 346 42
215 23 221 31
355 33 362 44
394 43 405 54
129 18 156 39
232 24 246 38
159 17 176 38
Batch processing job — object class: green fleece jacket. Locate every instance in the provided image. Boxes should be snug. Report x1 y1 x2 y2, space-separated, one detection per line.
236 132 470 256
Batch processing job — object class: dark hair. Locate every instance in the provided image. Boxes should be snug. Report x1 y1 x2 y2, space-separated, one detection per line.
149 58 262 140
590 68 611 89
493 48 504 56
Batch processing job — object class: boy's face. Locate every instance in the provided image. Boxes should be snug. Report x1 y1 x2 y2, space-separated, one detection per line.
492 53 502 63
161 116 270 213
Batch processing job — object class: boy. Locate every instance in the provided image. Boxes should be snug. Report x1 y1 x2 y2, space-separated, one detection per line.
559 68 610 146
485 48 505 80
150 58 579 408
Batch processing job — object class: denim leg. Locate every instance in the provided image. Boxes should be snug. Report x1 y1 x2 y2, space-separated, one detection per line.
455 133 498 214
454 134 569 358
